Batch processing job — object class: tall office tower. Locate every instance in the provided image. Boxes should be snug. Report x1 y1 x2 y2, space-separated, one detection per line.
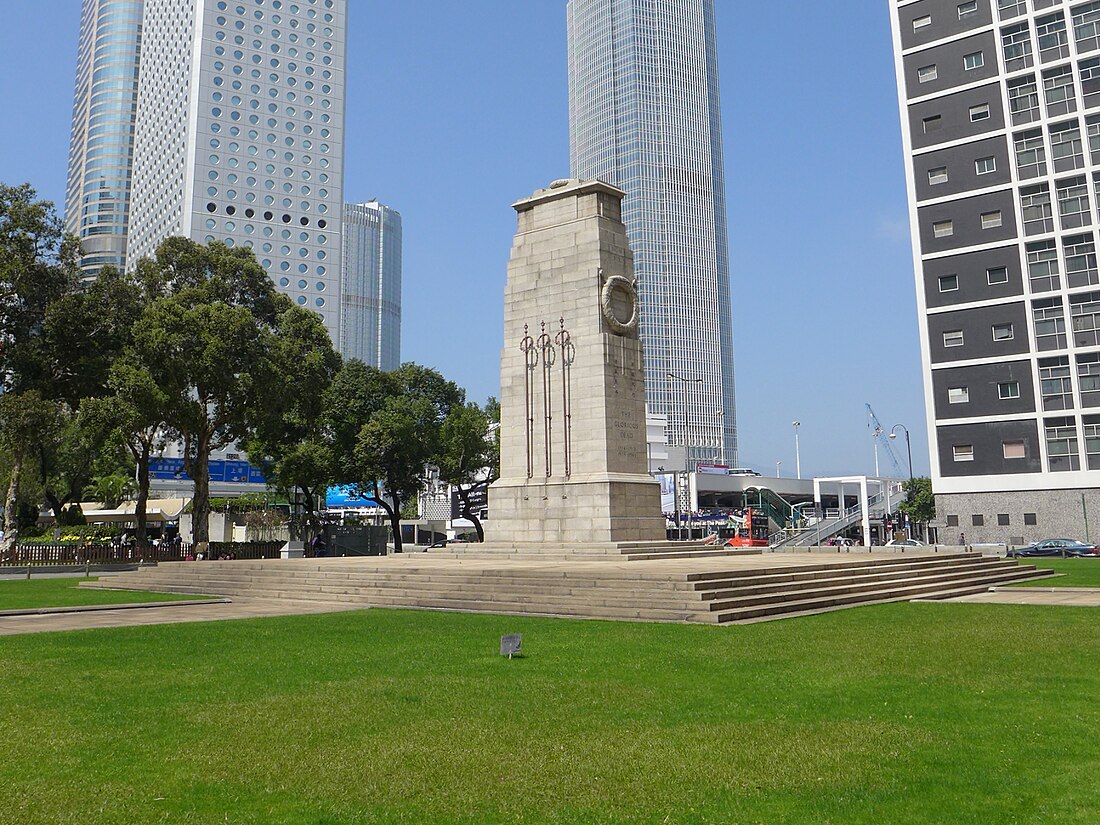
890 0 1100 543
341 200 402 370
65 0 145 279
126 0 347 342
566 0 738 469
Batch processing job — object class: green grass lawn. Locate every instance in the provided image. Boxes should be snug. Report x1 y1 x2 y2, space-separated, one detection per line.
0 604 1097 824
0 576 206 611
1010 558 1100 587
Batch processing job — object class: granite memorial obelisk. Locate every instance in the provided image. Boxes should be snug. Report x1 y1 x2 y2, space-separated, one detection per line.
487 178 666 550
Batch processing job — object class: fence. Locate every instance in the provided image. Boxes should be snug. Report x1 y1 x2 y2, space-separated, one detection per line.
2 540 286 567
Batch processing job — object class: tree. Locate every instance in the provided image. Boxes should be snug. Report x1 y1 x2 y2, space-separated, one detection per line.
131 238 293 550
243 305 341 539
900 476 936 525
0 392 58 556
36 401 120 522
437 398 500 542
326 361 464 553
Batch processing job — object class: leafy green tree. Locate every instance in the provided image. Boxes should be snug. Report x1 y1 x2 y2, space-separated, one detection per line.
326 361 464 553
0 392 59 555
900 476 936 525
131 238 294 549
243 305 341 538
437 398 500 542
37 399 123 522
82 472 136 510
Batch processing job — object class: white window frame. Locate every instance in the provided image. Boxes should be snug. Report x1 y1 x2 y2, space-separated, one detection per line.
1003 440 1027 459
934 220 954 238
919 64 939 83
987 266 1010 284
929 166 949 185
953 445 975 462
975 156 997 175
914 15 933 30
939 274 960 292
944 329 965 347
958 1 978 18
999 381 1021 399
948 386 970 404
970 104 991 122
982 211 1003 229
964 51 985 71
993 322 1015 341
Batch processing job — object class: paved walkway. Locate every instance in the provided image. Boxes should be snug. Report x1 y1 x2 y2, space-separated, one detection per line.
941 587 1100 607
0 598 363 636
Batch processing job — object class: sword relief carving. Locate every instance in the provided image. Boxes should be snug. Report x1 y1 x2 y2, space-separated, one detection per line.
519 325 538 479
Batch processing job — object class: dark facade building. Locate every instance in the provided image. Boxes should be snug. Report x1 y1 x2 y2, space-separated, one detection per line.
892 0 1100 544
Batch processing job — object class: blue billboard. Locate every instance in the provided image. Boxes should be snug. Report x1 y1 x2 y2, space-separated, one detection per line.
149 457 267 485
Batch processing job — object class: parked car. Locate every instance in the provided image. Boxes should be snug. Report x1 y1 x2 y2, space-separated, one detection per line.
886 539 927 547
1008 539 1100 558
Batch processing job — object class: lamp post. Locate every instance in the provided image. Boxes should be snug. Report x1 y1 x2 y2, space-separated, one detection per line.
667 372 704 473
776 460 782 478
792 420 802 479
888 424 914 480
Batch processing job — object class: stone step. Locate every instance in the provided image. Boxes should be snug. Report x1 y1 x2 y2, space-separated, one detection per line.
712 568 1053 623
685 552 982 583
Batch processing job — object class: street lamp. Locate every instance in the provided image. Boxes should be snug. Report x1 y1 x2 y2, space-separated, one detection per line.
667 372 704 473
776 460 782 478
889 424 914 480
792 420 802 480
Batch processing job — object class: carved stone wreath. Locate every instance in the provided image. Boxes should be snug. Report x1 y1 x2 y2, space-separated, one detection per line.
601 275 639 335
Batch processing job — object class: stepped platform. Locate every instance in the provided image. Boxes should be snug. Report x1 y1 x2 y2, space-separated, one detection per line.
82 550 1057 625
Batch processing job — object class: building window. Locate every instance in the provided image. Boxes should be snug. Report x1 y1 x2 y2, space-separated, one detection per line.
982 211 1004 229
1064 234 1099 287
999 0 1026 20
999 381 1021 399
1021 184 1055 234
1077 353 1100 406
1074 1 1100 53
1045 417 1081 471
1034 298 1068 349
992 322 1015 341
959 1 978 18
1040 357 1074 409
944 329 965 348
1027 240 1061 291
998 513 1011 525
954 445 975 462
1084 415 1100 468
1003 23 1034 71
1087 115 1100 165
1037 13 1070 62
1070 290 1100 346
972 514 985 526
970 104 991 122
1051 121 1085 171
1012 129 1047 180
933 220 954 238
1003 441 1027 459
1043 65 1078 117
923 115 943 134
919 64 939 83
946 514 960 527
939 274 959 292
975 156 997 175
1008 76 1041 125
964 51 985 71
988 266 1010 285
1056 176 1090 229
1024 512 1038 525
914 14 932 30
1082 57 1100 108
929 166 949 185
948 386 970 404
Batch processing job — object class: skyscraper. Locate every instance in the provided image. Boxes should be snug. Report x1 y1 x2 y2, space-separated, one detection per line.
65 0 145 279
566 0 738 468
341 200 402 370
126 0 347 342
890 0 1100 543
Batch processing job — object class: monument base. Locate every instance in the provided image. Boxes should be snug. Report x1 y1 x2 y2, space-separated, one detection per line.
487 473 667 546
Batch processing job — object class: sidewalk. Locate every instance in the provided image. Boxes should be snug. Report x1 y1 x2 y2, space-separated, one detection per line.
938 587 1100 607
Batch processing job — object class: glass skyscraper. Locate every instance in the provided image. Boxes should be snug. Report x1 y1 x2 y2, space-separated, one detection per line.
65 0 145 279
341 200 402 370
566 0 738 468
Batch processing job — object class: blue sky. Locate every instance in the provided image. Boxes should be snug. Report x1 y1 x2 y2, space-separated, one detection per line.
0 1 927 479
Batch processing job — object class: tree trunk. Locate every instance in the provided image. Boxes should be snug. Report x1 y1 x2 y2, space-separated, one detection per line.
1 451 22 560
376 492 402 553
191 431 211 552
134 441 151 543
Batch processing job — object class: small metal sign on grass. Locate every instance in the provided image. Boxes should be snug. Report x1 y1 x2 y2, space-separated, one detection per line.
500 634 522 659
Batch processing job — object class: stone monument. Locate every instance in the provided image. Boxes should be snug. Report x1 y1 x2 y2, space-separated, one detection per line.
486 178 667 550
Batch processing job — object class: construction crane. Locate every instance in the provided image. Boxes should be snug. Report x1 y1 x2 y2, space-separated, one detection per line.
866 404 906 479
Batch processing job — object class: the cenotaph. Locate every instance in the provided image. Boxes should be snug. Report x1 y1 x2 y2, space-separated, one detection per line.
486 178 667 551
